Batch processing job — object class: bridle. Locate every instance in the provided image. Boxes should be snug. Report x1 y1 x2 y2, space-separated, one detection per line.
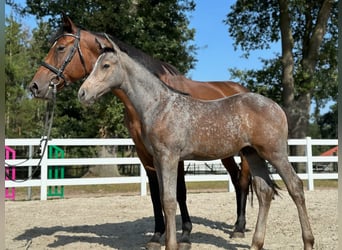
40 28 88 91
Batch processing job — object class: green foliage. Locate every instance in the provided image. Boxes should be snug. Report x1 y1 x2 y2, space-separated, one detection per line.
5 15 45 138
24 0 197 74
229 56 283 104
225 0 279 56
317 103 337 139
225 0 337 138
52 83 128 138
6 0 196 139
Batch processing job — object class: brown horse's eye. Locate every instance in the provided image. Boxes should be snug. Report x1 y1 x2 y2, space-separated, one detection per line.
56 45 65 52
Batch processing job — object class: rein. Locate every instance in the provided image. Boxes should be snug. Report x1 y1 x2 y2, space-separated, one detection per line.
40 28 87 90
5 80 57 182
6 29 88 182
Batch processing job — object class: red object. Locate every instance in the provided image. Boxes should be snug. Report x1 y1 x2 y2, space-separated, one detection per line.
320 146 338 156
5 146 16 200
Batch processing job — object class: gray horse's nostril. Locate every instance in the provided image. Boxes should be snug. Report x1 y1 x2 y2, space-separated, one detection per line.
78 89 86 100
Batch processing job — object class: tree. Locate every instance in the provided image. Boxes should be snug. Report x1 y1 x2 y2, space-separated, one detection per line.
317 103 337 139
14 0 197 140
6 1 197 176
5 15 46 138
24 0 197 74
225 0 337 140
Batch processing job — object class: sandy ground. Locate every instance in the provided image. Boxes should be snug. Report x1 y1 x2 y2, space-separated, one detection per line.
5 189 337 250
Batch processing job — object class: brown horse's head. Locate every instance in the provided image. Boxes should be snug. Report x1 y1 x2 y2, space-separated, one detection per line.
28 14 111 100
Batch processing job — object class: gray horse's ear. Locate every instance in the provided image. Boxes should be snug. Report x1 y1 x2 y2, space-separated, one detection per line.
107 38 121 54
102 34 120 54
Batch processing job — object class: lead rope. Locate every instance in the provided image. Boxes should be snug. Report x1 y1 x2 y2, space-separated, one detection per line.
5 84 57 182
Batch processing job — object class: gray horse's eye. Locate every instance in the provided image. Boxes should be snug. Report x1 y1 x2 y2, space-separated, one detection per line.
103 63 110 69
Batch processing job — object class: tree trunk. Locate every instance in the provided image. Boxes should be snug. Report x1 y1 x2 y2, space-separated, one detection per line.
278 0 294 112
278 0 333 172
87 146 121 177
286 94 311 172
278 0 305 172
86 127 121 177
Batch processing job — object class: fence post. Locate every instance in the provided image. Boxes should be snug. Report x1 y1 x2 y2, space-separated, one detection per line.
228 175 234 192
27 145 33 200
40 137 48 200
306 137 314 191
140 163 147 196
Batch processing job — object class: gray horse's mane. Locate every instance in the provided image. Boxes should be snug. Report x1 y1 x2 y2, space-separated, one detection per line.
94 32 181 77
99 43 190 97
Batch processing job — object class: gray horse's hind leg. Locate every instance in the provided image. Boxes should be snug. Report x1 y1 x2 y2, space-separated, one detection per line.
267 153 315 250
242 147 275 250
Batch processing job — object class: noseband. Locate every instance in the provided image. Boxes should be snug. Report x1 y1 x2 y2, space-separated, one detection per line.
40 28 88 90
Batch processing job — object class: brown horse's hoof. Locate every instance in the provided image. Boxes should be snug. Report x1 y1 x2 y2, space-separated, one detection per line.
230 231 245 238
145 241 162 250
178 242 191 250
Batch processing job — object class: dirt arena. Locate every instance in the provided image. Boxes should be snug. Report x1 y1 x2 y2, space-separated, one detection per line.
5 189 337 250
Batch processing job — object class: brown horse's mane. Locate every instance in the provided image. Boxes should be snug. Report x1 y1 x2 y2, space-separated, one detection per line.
51 25 188 95
50 26 181 77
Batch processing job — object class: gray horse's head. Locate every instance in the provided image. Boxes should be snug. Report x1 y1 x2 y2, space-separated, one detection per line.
78 38 125 105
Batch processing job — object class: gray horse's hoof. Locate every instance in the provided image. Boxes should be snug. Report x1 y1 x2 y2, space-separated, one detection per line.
178 242 191 250
145 241 162 250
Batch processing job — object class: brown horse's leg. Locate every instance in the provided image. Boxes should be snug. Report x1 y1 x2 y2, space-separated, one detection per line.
267 155 315 250
145 169 165 249
177 161 192 247
221 156 250 238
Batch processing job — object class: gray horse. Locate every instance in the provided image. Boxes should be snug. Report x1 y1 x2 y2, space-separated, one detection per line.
78 39 314 250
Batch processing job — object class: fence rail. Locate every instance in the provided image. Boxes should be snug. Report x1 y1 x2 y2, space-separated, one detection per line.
5 137 338 200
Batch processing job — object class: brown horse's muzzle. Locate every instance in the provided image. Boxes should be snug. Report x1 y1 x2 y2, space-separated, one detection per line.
29 69 66 100
28 81 50 99
29 81 46 98
28 79 60 100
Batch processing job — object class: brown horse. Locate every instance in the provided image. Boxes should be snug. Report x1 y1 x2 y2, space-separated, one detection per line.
78 40 314 250
29 15 251 247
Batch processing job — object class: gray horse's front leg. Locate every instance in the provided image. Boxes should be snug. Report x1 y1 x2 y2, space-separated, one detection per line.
154 154 181 250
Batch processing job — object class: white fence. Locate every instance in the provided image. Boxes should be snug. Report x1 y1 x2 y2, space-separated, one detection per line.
5 137 338 200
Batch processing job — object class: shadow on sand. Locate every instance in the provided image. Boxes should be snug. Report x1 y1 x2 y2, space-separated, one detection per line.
15 215 251 249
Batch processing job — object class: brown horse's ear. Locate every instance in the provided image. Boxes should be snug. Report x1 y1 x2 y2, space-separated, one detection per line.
96 37 119 55
95 38 106 51
61 12 77 33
